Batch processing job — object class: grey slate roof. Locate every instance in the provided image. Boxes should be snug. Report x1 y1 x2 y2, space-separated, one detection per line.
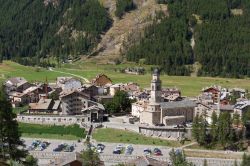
160 100 196 110
127 156 168 166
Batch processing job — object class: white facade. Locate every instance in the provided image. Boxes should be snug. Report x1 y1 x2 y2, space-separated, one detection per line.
57 77 82 90
149 69 162 103
131 101 148 118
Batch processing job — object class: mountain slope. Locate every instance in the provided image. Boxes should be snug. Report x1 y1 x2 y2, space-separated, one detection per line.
125 0 250 77
87 0 168 63
0 0 111 65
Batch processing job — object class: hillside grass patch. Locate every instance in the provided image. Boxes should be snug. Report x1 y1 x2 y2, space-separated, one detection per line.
1 61 249 97
19 123 85 140
92 128 184 147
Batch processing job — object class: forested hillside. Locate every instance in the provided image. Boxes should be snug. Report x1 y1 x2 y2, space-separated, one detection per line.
0 0 111 66
127 0 250 77
0 0 249 78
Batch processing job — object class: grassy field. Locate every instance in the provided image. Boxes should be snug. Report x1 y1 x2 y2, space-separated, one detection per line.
185 143 225 151
22 133 80 140
92 128 187 147
0 61 249 96
19 123 85 140
13 105 28 114
184 150 243 159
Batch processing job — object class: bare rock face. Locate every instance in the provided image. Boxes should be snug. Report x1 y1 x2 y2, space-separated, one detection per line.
88 0 168 64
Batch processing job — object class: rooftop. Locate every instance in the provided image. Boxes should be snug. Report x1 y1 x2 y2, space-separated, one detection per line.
23 86 38 94
52 100 61 110
29 99 53 110
127 156 168 166
5 77 28 87
160 100 196 110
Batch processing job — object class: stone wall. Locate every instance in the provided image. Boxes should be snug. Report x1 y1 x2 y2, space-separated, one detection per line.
17 114 88 126
139 126 192 140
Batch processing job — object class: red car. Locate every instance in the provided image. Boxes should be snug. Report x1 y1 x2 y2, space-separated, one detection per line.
153 148 162 156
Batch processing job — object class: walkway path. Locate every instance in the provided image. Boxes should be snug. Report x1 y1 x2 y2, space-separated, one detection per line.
48 67 90 83
180 142 197 149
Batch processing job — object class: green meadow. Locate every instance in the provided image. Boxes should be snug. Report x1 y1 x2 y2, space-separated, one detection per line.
92 128 184 147
0 61 249 96
19 123 85 140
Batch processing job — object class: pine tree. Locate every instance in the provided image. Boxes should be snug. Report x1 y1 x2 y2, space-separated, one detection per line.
211 111 218 143
217 112 232 147
199 115 207 145
192 114 201 142
233 113 240 128
81 148 101 166
169 149 194 166
0 86 27 162
24 155 38 166
241 153 250 166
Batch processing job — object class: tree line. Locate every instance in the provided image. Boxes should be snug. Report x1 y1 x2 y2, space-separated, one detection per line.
192 111 246 151
0 0 111 67
126 11 193 76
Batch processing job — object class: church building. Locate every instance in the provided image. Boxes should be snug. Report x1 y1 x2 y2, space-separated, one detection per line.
139 69 196 126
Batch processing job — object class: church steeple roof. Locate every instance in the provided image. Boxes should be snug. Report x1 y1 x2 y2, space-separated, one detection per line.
153 68 160 75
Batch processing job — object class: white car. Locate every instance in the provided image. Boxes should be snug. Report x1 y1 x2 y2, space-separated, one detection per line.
116 144 123 150
97 147 103 153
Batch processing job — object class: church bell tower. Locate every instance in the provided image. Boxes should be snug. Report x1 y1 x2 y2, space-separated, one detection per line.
150 68 162 103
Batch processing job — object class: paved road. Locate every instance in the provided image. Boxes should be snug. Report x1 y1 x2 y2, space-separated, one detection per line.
48 67 90 83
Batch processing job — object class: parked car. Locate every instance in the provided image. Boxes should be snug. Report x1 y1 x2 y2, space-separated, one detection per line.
116 144 123 151
113 148 121 154
97 147 103 153
186 123 192 127
87 143 96 150
153 148 162 156
143 148 151 156
32 140 41 147
97 144 105 150
64 145 74 152
125 145 133 155
53 144 65 152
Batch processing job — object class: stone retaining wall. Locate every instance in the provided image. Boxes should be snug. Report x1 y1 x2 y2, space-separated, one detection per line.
139 126 192 139
16 114 86 126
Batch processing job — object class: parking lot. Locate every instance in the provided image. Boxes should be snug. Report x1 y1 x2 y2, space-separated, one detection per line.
23 138 84 153
23 138 172 157
99 142 172 157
